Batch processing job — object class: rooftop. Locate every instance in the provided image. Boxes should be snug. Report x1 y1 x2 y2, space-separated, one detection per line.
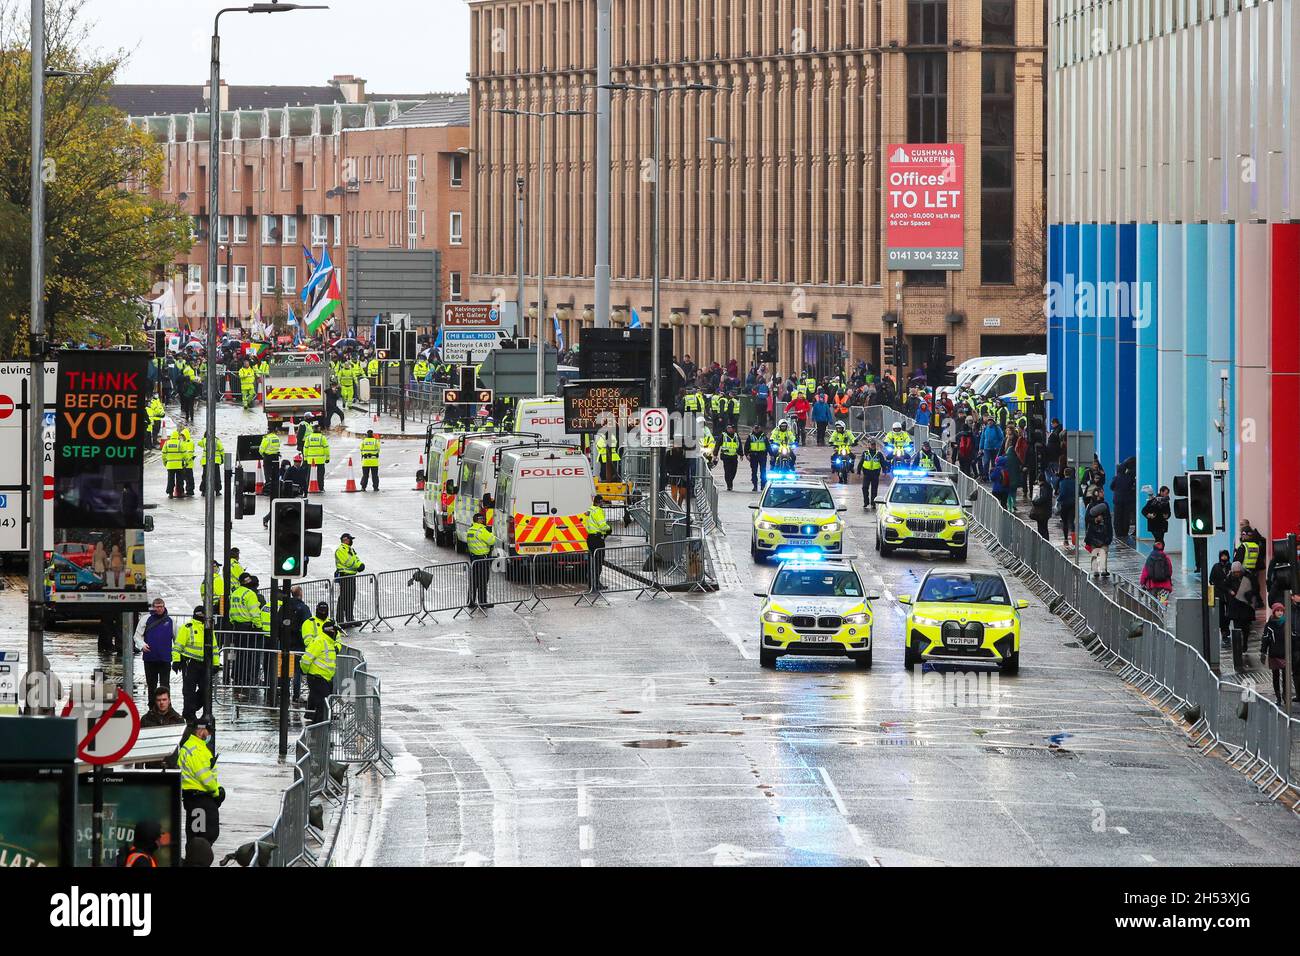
108 83 347 116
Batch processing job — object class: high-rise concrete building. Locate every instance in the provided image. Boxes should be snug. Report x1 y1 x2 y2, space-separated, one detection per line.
1047 0 1299 553
467 0 1047 377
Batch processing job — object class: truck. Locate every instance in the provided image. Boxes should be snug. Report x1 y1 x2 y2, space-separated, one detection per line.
263 352 328 426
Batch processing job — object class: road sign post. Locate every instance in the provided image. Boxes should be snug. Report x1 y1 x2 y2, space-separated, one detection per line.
62 680 142 867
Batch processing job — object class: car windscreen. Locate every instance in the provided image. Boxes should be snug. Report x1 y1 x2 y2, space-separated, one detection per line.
890 483 958 506
772 569 862 598
917 574 1010 605
762 486 835 510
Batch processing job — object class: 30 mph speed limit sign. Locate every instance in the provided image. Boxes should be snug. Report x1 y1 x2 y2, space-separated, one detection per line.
641 407 669 448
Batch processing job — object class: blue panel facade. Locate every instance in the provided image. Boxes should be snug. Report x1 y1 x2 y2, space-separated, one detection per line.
1078 224 1099 438
1063 224 1080 429
1205 224 1236 560
1156 225 1186 551
1048 224 1065 423
1117 223 1138 467
1135 224 1161 539
1097 224 1119 498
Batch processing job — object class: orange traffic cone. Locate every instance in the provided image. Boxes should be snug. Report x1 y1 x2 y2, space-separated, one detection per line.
286 426 297 447
343 457 359 493
414 454 426 491
254 458 265 494
308 469 322 494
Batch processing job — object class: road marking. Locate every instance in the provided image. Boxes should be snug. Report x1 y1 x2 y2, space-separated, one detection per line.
817 766 849 815
816 766 881 865
1140 853 1156 863
579 824 594 851
1114 826 1129 835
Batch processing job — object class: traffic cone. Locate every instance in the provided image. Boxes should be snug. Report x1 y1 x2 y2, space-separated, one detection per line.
308 469 322 494
343 457 359 493
254 458 265 494
286 425 297 447
414 454 426 491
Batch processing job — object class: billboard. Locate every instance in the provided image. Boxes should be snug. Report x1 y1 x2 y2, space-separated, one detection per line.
885 143 965 270
49 351 151 608
76 770 181 867
0 763 77 867
0 362 57 553
563 380 645 434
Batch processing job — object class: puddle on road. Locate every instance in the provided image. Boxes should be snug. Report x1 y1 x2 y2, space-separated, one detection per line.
686 701 735 707
617 709 641 715
623 739 688 749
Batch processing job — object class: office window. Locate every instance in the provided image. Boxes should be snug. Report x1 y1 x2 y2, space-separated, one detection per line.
217 215 230 244
377 155 385 183
232 216 248 244
217 264 228 291
311 214 329 245
907 0 947 45
451 154 465 187
283 266 297 293
364 211 371 236
450 271 463 300
334 215 341 246
261 265 277 292
906 53 948 143
261 214 278 245
187 264 202 291
449 211 463 245
190 216 202 242
981 49 1015 285
233 265 247 293
281 215 297 244
982 0 1015 44
364 155 372 181
407 155 419 250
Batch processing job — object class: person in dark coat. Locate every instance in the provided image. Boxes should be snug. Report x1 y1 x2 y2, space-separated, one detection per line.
1260 604 1288 704
1057 467 1077 548
1110 458 1136 541
138 597 175 700
283 584 312 701
1208 549 1234 645
1029 479 1054 541
1141 486 1171 547
1084 491 1114 578
1225 562 1255 658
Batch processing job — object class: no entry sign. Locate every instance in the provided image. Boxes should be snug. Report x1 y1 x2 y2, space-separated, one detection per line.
0 394 13 419
62 686 141 766
886 143 965 271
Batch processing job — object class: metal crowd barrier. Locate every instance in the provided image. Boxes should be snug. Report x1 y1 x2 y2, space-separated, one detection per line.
954 459 1299 806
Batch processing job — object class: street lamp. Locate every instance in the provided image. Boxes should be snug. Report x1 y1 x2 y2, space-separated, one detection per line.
206 1 326 738
490 107 587 398
599 80 727 555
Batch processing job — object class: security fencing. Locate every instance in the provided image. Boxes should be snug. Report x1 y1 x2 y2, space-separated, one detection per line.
368 383 446 426
256 640 389 867
950 465 1299 807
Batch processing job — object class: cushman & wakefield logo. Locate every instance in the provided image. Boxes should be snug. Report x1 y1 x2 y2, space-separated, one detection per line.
49 887 152 936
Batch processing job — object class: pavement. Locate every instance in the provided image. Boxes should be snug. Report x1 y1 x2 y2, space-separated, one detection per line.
15 399 1300 866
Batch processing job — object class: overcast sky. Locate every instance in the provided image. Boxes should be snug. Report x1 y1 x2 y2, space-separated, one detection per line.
83 0 471 94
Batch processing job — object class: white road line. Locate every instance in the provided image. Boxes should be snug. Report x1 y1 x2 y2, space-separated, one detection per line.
817 766 880 865
817 766 849 816
579 824 594 851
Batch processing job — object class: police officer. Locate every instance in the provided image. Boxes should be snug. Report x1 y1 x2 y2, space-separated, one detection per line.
769 418 797 468
829 421 858 484
238 362 256 410
466 511 496 609
359 429 382 491
197 433 223 496
746 427 769 491
172 606 218 722
178 427 196 497
719 425 741 491
595 430 621 483
1236 520 1267 610
334 533 364 626
162 430 185 499
303 425 330 492
226 547 245 585
259 427 283 495
859 439 885 510
301 616 341 725
584 494 611 591
146 394 165 444
179 717 224 846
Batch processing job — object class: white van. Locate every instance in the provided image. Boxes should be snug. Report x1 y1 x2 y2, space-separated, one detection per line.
512 397 579 446
452 434 549 549
420 429 474 547
495 445 596 557
973 355 1047 412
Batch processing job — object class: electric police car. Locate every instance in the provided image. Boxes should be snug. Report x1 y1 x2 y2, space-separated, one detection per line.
749 475 847 563
756 557 878 669
899 569 1028 673
874 470 969 561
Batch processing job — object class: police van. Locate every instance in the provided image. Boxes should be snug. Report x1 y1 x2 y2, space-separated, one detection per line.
512 398 579 446
452 434 547 550
420 429 474 547
494 444 596 557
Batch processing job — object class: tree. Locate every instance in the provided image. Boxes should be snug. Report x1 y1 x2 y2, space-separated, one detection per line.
1013 197 1049 331
0 0 191 358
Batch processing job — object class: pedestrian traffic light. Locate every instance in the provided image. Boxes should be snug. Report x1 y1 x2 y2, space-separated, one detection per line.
1272 535 1297 594
304 501 324 560
1172 473 1189 521
234 467 256 519
883 338 897 367
270 499 305 579
1187 470 1215 537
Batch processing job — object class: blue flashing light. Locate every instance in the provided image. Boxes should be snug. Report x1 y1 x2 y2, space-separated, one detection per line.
891 467 932 479
774 548 826 562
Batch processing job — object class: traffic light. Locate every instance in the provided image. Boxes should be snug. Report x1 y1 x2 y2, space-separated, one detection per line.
928 353 956 387
304 501 324 561
270 499 305 579
1187 470 1215 537
234 467 257 519
1172 474 1189 521
883 338 897 367
766 330 779 363
1272 535 1297 594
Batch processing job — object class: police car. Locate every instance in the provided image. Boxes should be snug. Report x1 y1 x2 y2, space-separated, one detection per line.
874 471 969 561
899 569 1028 673
749 475 847 563
755 557 878 669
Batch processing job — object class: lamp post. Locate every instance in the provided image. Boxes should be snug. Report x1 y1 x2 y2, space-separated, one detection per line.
599 81 726 555
490 107 586 398
207 2 326 739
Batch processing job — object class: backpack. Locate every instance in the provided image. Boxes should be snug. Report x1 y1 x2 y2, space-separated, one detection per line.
1145 552 1171 584
990 467 1005 488
958 434 974 459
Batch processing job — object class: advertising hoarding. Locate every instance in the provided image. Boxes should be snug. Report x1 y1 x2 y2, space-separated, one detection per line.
0 763 77 867
75 770 181 867
885 143 965 271
0 362 57 552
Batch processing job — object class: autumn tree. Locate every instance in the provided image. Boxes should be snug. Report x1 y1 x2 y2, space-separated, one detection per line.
0 0 191 358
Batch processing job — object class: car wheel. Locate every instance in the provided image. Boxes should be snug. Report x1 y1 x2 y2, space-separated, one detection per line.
760 647 778 669
880 541 895 557
953 545 969 561
436 528 452 547
852 650 873 669
454 536 467 554
904 643 918 671
751 539 765 564
874 533 881 552
423 520 435 540
1001 651 1020 676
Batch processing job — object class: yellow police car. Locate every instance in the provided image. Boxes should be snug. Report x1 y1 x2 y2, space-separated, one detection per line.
756 557 879 669
749 476 847 563
875 472 969 561
899 569 1028 674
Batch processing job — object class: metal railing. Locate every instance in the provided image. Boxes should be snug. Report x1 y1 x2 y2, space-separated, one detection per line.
950 465 1299 806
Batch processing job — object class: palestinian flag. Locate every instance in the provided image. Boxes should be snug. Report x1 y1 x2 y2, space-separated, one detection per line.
247 341 271 361
304 269 340 336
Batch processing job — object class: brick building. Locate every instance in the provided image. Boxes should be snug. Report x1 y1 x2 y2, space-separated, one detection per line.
125 76 469 333
467 0 1047 375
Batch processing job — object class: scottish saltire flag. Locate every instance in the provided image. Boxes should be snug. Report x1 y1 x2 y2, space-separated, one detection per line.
301 245 332 304
629 309 642 329
288 306 302 345
304 268 340 335
433 326 444 350
552 313 564 352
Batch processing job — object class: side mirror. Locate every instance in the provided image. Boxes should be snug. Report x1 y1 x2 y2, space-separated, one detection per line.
748 503 759 510
865 592 882 601
143 515 155 533
753 591 767 598
898 594 913 605
416 469 426 483
873 497 886 505
836 506 847 513
1016 600 1029 610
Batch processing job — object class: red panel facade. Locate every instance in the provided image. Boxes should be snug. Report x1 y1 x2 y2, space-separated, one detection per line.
1270 224 1300 539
